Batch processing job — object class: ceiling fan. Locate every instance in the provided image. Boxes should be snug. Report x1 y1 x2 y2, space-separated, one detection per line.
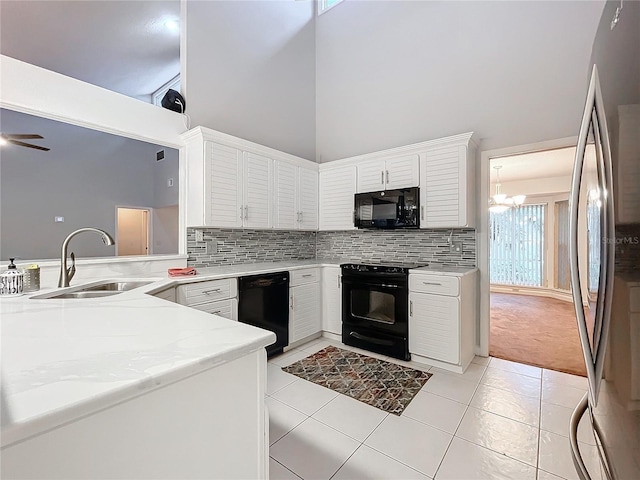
0 133 50 151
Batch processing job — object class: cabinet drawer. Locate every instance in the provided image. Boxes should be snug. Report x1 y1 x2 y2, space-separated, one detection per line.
177 278 237 306
290 268 320 286
409 274 459 296
191 298 238 321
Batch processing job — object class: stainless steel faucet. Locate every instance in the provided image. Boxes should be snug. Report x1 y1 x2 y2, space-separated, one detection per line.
58 228 115 287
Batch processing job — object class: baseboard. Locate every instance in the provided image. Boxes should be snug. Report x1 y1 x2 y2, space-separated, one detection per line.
490 285 573 303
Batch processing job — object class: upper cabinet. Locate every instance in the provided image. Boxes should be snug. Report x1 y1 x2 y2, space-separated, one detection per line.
319 165 357 231
420 134 477 229
274 162 318 230
356 155 419 193
182 127 318 230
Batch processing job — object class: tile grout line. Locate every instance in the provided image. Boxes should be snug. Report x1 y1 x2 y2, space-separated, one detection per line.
269 456 303 480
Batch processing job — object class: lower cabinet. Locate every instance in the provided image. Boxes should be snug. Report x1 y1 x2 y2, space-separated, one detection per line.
176 278 238 321
321 266 342 335
289 268 321 344
408 270 477 371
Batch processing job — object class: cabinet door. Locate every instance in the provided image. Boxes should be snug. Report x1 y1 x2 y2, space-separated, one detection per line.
273 161 297 229
385 155 419 190
290 282 321 343
357 159 386 193
409 292 460 364
321 266 342 335
243 152 272 229
298 167 319 230
319 166 357 231
422 146 466 228
206 142 243 228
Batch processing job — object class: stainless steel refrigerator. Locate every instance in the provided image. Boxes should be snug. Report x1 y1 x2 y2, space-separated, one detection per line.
569 64 640 480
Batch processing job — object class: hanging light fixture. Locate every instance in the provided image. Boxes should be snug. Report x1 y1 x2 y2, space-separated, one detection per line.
489 165 526 213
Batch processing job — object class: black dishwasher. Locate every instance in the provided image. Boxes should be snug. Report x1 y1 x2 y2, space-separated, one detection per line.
238 271 289 357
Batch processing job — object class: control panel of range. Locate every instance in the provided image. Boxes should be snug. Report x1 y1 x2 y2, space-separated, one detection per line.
340 263 428 274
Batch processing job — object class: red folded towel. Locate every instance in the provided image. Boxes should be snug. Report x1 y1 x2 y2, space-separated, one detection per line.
168 267 197 277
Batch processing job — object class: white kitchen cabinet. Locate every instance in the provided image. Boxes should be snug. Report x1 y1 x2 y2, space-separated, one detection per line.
614 104 640 223
289 268 321 344
409 269 477 372
176 277 238 321
356 155 419 193
199 142 272 228
182 126 317 230
274 161 318 230
319 165 357 230
420 135 476 228
321 266 342 335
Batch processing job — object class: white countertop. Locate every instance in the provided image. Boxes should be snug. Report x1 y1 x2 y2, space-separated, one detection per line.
0 258 470 447
409 265 478 276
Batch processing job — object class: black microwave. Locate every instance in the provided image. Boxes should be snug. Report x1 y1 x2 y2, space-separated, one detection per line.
354 187 420 229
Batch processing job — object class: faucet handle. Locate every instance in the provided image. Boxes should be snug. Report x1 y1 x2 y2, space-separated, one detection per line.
67 252 76 282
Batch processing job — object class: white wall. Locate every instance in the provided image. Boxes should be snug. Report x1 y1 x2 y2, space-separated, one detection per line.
316 1 605 162
153 147 179 208
0 111 169 260
492 176 573 197
183 0 316 160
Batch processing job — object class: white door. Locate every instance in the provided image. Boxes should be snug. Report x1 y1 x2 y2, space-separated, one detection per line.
273 161 297 229
116 207 149 256
298 167 319 230
356 159 386 193
243 152 272 229
319 166 357 231
290 283 321 343
385 155 420 190
321 266 342 335
207 142 243 228
409 292 460 364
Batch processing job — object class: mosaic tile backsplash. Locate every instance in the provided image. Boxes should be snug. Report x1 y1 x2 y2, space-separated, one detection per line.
614 224 640 273
316 229 476 267
187 227 476 268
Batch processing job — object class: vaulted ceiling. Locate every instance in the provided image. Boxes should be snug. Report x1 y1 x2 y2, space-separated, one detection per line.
0 0 623 164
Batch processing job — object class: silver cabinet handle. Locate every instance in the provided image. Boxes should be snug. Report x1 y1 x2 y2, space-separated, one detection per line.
203 288 222 294
297 211 301 223
421 206 425 220
212 310 221 315
410 300 413 316
381 171 384 184
338 275 341 288
300 211 303 223
302 274 313 278
422 282 442 286
386 170 389 183
290 295 294 309
240 205 244 219
244 205 248 220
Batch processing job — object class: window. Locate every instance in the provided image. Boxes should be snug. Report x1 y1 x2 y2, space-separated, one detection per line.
490 204 545 287
318 0 344 15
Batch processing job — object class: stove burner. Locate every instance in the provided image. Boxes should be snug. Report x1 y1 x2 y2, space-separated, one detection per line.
340 263 428 274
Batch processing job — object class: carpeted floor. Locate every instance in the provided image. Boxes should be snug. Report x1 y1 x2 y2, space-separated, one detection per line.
490 292 587 377
282 345 431 415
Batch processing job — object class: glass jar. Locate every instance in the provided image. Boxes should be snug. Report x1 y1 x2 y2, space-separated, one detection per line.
0 258 24 297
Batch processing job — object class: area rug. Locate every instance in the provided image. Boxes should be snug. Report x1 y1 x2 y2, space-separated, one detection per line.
282 345 431 415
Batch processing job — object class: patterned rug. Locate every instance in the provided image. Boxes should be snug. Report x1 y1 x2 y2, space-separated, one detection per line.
282 345 432 415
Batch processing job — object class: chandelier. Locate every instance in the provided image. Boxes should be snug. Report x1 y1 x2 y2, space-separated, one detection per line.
489 166 526 213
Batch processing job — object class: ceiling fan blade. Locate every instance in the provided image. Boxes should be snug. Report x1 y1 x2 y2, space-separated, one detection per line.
3 134 44 140
9 139 50 151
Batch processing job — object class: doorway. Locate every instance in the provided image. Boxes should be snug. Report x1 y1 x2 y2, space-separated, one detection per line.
116 207 150 256
485 148 586 376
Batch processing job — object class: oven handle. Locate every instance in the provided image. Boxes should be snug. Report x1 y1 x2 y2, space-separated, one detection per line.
341 279 405 289
349 331 394 346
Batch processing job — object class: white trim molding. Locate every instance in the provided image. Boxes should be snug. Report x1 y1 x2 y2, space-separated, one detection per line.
477 135 578 356
490 285 573 303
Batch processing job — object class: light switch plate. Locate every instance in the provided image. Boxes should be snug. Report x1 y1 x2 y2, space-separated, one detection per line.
195 230 204 242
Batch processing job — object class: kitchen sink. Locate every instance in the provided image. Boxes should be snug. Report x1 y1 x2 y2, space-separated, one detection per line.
31 280 154 299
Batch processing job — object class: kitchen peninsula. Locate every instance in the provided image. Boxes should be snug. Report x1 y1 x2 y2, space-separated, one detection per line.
0 271 278 479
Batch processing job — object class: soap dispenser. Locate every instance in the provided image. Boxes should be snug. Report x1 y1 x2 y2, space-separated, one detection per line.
0 258 24 297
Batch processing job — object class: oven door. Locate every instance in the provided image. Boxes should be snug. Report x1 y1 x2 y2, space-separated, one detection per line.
342 277 408 334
